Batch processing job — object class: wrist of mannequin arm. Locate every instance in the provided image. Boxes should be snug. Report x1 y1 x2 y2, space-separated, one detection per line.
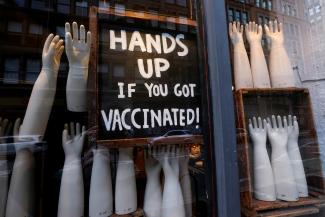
69 66 88 79
64 155 82 169
233 43 247 54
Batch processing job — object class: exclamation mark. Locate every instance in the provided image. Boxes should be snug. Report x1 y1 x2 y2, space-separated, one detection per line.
196 107 200 129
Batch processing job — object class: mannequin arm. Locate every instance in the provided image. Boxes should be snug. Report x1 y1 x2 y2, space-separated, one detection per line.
229 22 253 89
58 123 86 217
179 146 192 216
65 22 91 112
20 34 64 138
246 22 271 88
265 21 296 87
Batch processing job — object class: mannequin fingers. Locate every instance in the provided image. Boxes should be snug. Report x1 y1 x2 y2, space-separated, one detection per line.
248 21 252 32
266 122 272 132
248 119 253 133
72 22 79 40
80 25 86 42
274 20 278 32
56 39 64 50
288 115 293 126
43 33 54 54
258 25 262 35
52 35 60 44
277 115 283 128
258 117 262 129
253 22 257 33
264 24 270 36
253 117 257 129
232 22 237 32
13 118 21 137
245 23 249 36
76 122 81 136
70 122 75 137
279 22 284 33
57 45 65 60
62 127 69 145
65 22 71 33
236 21 240 32
283 116 288 128
269 20 274 33
271 115 277 128
263 119 267 130
65 32 73 50
240 24 244 34
86 31 92 49
81 125 86 138
47 42 56 56
293 116 297 123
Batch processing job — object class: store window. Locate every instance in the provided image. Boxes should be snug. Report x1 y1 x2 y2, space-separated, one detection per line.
227 0 325 216
0 1 217 217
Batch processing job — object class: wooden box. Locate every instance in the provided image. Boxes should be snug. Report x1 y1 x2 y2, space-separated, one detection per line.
234 88 325 217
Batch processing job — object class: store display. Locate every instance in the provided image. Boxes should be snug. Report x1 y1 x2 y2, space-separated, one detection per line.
228 22 253 90
115 148 137 215
158 146 185 217
179 145 192 217
144 147 162 217
0 118 9 217
248 117 276 201
266 115 298 201
265 20 297 88
245 22 271 88
287 115 308 197
89 146 113 217
6 34 64 217
65 22 91 112
58 123 86 217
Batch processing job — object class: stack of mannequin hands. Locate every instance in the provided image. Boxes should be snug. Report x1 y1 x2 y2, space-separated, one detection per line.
248 115 308 202
144 145 192 217
229 20 297 89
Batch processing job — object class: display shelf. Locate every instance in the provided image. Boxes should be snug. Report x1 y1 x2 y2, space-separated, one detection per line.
234 88 325 217
111 208 144 217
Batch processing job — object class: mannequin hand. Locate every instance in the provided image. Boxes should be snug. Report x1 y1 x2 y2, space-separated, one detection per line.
245 21 262 44
157 146 179 178
229 22 244 45
267 115 288 148
42 34 64 75
145 147 161 178
62 122 86 159
287 115 299 144
249 117 267 146
265 20 284 45
65 22 91 70
13 118 21 143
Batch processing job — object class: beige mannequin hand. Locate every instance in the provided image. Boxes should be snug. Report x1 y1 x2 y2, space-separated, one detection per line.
65 22 91 69
245 21 262 43
249 117 267 146
42 34 64 74
267 115 288 148
229 22 244 45
62 122 86 159
265 20 284 45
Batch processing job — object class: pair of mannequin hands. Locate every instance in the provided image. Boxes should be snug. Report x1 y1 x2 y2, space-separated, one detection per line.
144 145 189 217
42 22 91 112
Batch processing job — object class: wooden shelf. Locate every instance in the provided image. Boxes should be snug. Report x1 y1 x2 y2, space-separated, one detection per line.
234 88 325 217
111 208 144 217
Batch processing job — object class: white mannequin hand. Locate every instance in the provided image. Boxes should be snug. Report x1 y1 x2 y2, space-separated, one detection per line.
264 20 297 87
249 117 267 146
62 122 86 159
265 20 284 46
58 122 86 217
13 118 21 143
245 22 271 88
267 115 298 201
144 147 162 217
158 146 185 217
267 115 288 148
287 115 308 197
229 21 244 45
42 34 64 76
249 117 276 201
245 21 262 44
229 22 253 90
65 22 91 112
65 22 91 69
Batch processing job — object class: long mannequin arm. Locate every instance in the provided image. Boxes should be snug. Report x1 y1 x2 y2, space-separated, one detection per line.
229 22 253 89
265 21 296 87
246 22 271 88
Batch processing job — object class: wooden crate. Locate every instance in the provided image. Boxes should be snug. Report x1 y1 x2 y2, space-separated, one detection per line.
234 88 325 217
